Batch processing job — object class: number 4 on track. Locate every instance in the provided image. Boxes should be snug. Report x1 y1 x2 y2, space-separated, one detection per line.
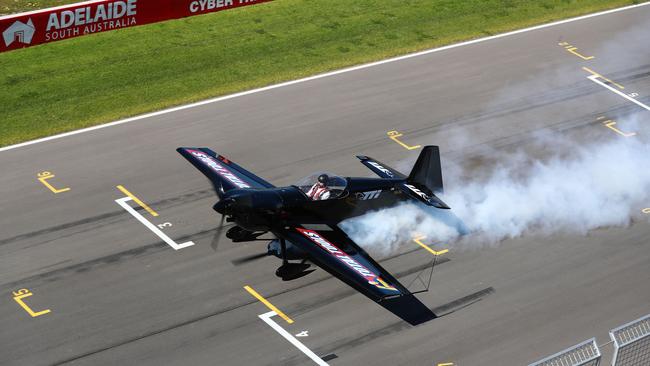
295 330 309 337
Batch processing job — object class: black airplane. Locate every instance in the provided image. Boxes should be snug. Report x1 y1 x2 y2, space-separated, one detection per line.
177 146 450 325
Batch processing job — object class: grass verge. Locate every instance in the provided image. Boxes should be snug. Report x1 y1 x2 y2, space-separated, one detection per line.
0 0 77 15
0 0 639 147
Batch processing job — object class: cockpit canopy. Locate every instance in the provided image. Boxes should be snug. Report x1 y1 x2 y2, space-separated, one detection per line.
296 172 348 200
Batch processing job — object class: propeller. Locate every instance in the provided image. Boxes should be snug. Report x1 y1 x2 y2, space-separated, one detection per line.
209 197 235 252
209 214 227 252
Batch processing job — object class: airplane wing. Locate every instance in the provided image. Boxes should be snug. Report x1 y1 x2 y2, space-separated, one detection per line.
277 224 436 325
356 155 407 179
177 147 274 194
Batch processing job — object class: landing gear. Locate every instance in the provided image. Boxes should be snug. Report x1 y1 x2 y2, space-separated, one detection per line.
275 238 313 281
226 226 266 242
276 262 312 281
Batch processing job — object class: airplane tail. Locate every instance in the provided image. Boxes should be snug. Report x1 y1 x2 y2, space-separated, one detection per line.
400 146 449 209
355 146 449 209
408 146 444 194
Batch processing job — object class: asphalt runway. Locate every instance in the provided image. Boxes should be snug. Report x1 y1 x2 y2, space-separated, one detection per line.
2 5 650 366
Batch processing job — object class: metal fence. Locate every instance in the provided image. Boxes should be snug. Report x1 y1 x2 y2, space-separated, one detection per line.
528 338 601 366
528 313 650 366
610 313 650 366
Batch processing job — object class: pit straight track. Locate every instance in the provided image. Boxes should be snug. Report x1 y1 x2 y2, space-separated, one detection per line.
1 5 650 365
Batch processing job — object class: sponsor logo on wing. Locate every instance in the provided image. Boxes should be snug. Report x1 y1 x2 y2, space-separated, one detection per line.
404 184 430 201
356 190 381 200
188 150 251 189
296 228 398 292
368 161 394 177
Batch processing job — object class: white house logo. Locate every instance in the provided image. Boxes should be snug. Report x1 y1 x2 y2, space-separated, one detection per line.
3 19 35 47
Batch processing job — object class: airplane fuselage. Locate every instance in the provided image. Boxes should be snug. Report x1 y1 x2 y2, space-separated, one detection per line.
217 177 408 232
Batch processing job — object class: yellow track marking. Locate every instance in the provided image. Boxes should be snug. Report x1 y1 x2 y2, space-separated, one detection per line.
116 185 159 217
387 130 421 150
583 67 625 89
413 235 449 256
37 171 70 194
567 47 594 60
558 42 594 60
603 120 636 137
244 285 294 324
12 289 51 318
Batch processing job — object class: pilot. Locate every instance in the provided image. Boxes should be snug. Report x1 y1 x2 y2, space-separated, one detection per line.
307 174 331 200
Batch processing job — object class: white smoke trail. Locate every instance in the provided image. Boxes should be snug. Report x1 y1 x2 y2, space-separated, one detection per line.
341 132 650 254
340 203 464 255
341 17 650 254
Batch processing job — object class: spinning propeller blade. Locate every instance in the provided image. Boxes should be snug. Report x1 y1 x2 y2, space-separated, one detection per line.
210 214 227 252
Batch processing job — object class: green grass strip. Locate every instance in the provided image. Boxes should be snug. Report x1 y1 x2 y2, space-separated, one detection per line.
0 0 77 15
0 0 639 147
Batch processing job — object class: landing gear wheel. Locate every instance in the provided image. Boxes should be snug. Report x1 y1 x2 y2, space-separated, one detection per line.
226 226 249 241
226 226 266 242
275 263 313 281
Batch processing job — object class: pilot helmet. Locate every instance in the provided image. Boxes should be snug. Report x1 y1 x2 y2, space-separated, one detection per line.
317 174 329 185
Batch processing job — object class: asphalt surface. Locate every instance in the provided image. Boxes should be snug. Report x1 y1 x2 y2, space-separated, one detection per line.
2 5 650 366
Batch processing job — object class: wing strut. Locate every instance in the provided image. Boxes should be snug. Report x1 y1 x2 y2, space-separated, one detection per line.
280 238 288 266
405 256 439 295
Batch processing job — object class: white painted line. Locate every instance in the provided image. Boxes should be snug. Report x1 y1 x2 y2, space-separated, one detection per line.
2 1 650 154
115 196 195 250
0 0 106 20
258 311 329 366
588 75 650 112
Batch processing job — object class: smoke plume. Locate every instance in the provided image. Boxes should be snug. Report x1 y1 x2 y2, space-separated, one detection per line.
341 17 650 254
341 130 650 254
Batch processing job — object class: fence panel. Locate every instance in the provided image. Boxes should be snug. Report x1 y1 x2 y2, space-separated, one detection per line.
610 313 650 366
528 338 601 366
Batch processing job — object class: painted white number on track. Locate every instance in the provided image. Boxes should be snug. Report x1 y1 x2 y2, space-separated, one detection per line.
259 312 328 365
115 197 194 250
158 222 172 229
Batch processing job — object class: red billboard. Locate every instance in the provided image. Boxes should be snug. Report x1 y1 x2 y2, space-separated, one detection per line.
0 0 272 53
